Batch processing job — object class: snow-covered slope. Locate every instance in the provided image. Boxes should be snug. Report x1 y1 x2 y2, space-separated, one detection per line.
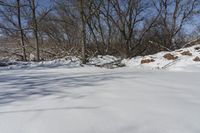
88 55 121 65
0 56 81 70
0 45 200 71
0 55 122 70
124 44 200 71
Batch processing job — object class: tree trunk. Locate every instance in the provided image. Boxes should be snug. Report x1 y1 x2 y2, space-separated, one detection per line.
31 0 40 61
79 0 86 64
17 0 27 61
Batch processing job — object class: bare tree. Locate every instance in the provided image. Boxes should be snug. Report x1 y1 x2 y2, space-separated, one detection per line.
152 0 199 49
17 0 27 61
78 0 86 64
0 0 199 60
28 0 40 61
0 0 27 60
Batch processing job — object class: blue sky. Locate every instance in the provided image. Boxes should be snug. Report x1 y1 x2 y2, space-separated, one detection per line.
38 0 52 8
37 0 199 34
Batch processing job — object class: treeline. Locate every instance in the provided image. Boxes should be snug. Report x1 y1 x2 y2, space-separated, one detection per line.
0 0 199 63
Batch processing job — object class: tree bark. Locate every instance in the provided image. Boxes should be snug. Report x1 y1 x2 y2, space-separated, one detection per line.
79 0 86 64
17 0 27 61
31 0 40 61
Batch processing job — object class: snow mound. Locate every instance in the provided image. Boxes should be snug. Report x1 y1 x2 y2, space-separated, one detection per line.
1 45 200 71
0 56 81 70
0 55 122 70
124 44 200 72
88 55 121 66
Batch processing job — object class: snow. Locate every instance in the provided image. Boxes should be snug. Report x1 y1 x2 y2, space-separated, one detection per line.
0 45 200 133
0 56 81 70
0 66 200 133
123 44 200 71
1 45 200 71
0 55 121 70
88 55 121 65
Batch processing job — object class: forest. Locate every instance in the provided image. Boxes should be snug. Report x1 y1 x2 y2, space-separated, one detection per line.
0 0 199 63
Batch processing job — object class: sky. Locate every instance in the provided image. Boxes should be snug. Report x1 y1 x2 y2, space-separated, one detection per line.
1 0 199 35
38 0 52 8
36 0 200 35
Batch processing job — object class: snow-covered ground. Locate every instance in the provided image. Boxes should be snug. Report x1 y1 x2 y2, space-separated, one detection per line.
1 45 200 71
123 44 200 71
0 45 200 133
0 66 200 133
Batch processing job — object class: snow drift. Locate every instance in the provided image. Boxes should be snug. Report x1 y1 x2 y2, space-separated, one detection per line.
0 44 200 71
123 44 200 71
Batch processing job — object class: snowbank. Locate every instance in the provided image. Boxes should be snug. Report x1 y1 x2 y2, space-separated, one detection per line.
124 44 200 72
0 55 121 70
88 55 121 66
0 56 81 70
1 45 200 71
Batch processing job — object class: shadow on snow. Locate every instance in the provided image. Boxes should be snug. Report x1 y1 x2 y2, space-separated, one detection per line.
0 69 130 105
